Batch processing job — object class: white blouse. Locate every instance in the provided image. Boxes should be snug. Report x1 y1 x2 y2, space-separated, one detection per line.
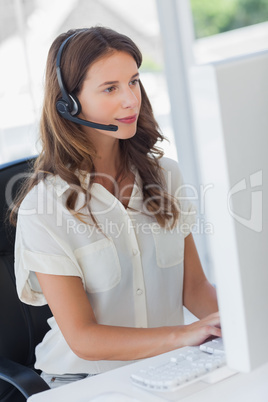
15 157 196 375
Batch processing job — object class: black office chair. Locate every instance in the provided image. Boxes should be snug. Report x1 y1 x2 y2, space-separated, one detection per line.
0 157 51 401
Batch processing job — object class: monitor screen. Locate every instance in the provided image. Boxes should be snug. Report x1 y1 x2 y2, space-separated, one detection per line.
190 49 268 372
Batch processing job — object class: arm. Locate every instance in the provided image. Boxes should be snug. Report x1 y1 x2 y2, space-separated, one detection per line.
36 271 221 361
183 233 219 319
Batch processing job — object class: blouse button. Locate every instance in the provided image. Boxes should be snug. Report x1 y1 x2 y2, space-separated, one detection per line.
136 288 143 295
132 248 138 256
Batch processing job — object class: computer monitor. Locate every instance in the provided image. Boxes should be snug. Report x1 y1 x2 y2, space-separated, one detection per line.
190 49 268 373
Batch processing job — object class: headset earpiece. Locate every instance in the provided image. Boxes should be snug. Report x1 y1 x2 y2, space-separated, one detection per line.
56 94 81 117
69 93 81 116
56 99 70 115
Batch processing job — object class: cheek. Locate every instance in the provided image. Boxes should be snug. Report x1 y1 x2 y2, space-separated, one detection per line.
136 88 142 109
80 96 113 119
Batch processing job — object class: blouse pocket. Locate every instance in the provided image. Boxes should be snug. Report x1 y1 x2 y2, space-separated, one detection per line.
152 224 185 268
74 238 121 293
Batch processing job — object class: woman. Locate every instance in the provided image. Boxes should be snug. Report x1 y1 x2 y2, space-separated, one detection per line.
12 27 220 387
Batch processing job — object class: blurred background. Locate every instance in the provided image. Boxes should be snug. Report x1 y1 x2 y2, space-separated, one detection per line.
0 0 267 281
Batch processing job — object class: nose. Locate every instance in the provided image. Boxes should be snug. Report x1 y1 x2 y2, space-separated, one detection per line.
121 87 139 109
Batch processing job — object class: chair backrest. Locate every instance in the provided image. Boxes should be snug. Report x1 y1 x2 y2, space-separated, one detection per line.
0 157 52 401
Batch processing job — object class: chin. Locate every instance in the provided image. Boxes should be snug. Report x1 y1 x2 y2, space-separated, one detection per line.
118 126 137 140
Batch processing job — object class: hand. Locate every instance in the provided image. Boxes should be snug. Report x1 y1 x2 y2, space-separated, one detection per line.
181 311 221 347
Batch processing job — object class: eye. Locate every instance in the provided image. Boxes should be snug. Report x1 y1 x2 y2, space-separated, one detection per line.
104 86 116 93
129 79 140 86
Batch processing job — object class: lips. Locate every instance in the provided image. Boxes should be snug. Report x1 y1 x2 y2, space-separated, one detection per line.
116 114 138 124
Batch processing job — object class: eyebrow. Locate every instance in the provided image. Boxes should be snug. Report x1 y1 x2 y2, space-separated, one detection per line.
98 72 140 88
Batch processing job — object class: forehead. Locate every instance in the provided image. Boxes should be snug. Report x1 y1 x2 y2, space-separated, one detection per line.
86 51 138 81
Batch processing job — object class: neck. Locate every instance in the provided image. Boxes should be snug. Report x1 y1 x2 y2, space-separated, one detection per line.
82 135 134 203
82 127 121 174
94 140 121 176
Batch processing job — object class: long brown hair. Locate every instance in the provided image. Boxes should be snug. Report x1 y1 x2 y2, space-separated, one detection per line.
10 27 179 227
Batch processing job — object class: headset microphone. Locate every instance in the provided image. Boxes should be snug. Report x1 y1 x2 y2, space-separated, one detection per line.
55 32 118 132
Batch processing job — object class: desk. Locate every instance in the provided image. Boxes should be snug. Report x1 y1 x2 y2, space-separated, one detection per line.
28 350 268 402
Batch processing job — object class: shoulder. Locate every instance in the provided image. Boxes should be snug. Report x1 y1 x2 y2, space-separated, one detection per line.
23 174 70 203
19 180 46 212
19 175 69 211
159 157 182 176
159 156 179 170
158 157 184 192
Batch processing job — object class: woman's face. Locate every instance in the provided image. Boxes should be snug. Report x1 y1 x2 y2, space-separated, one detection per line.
77 51 141 141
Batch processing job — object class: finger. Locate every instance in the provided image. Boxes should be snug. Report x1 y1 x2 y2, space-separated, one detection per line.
205 325 222 338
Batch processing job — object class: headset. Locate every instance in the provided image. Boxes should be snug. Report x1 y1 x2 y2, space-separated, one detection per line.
55 31 118 132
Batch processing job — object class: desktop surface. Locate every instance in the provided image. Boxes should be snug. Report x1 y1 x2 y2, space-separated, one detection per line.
28 347 268 402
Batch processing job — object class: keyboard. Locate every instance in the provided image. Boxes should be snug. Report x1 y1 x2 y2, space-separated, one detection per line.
131 338 234 393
